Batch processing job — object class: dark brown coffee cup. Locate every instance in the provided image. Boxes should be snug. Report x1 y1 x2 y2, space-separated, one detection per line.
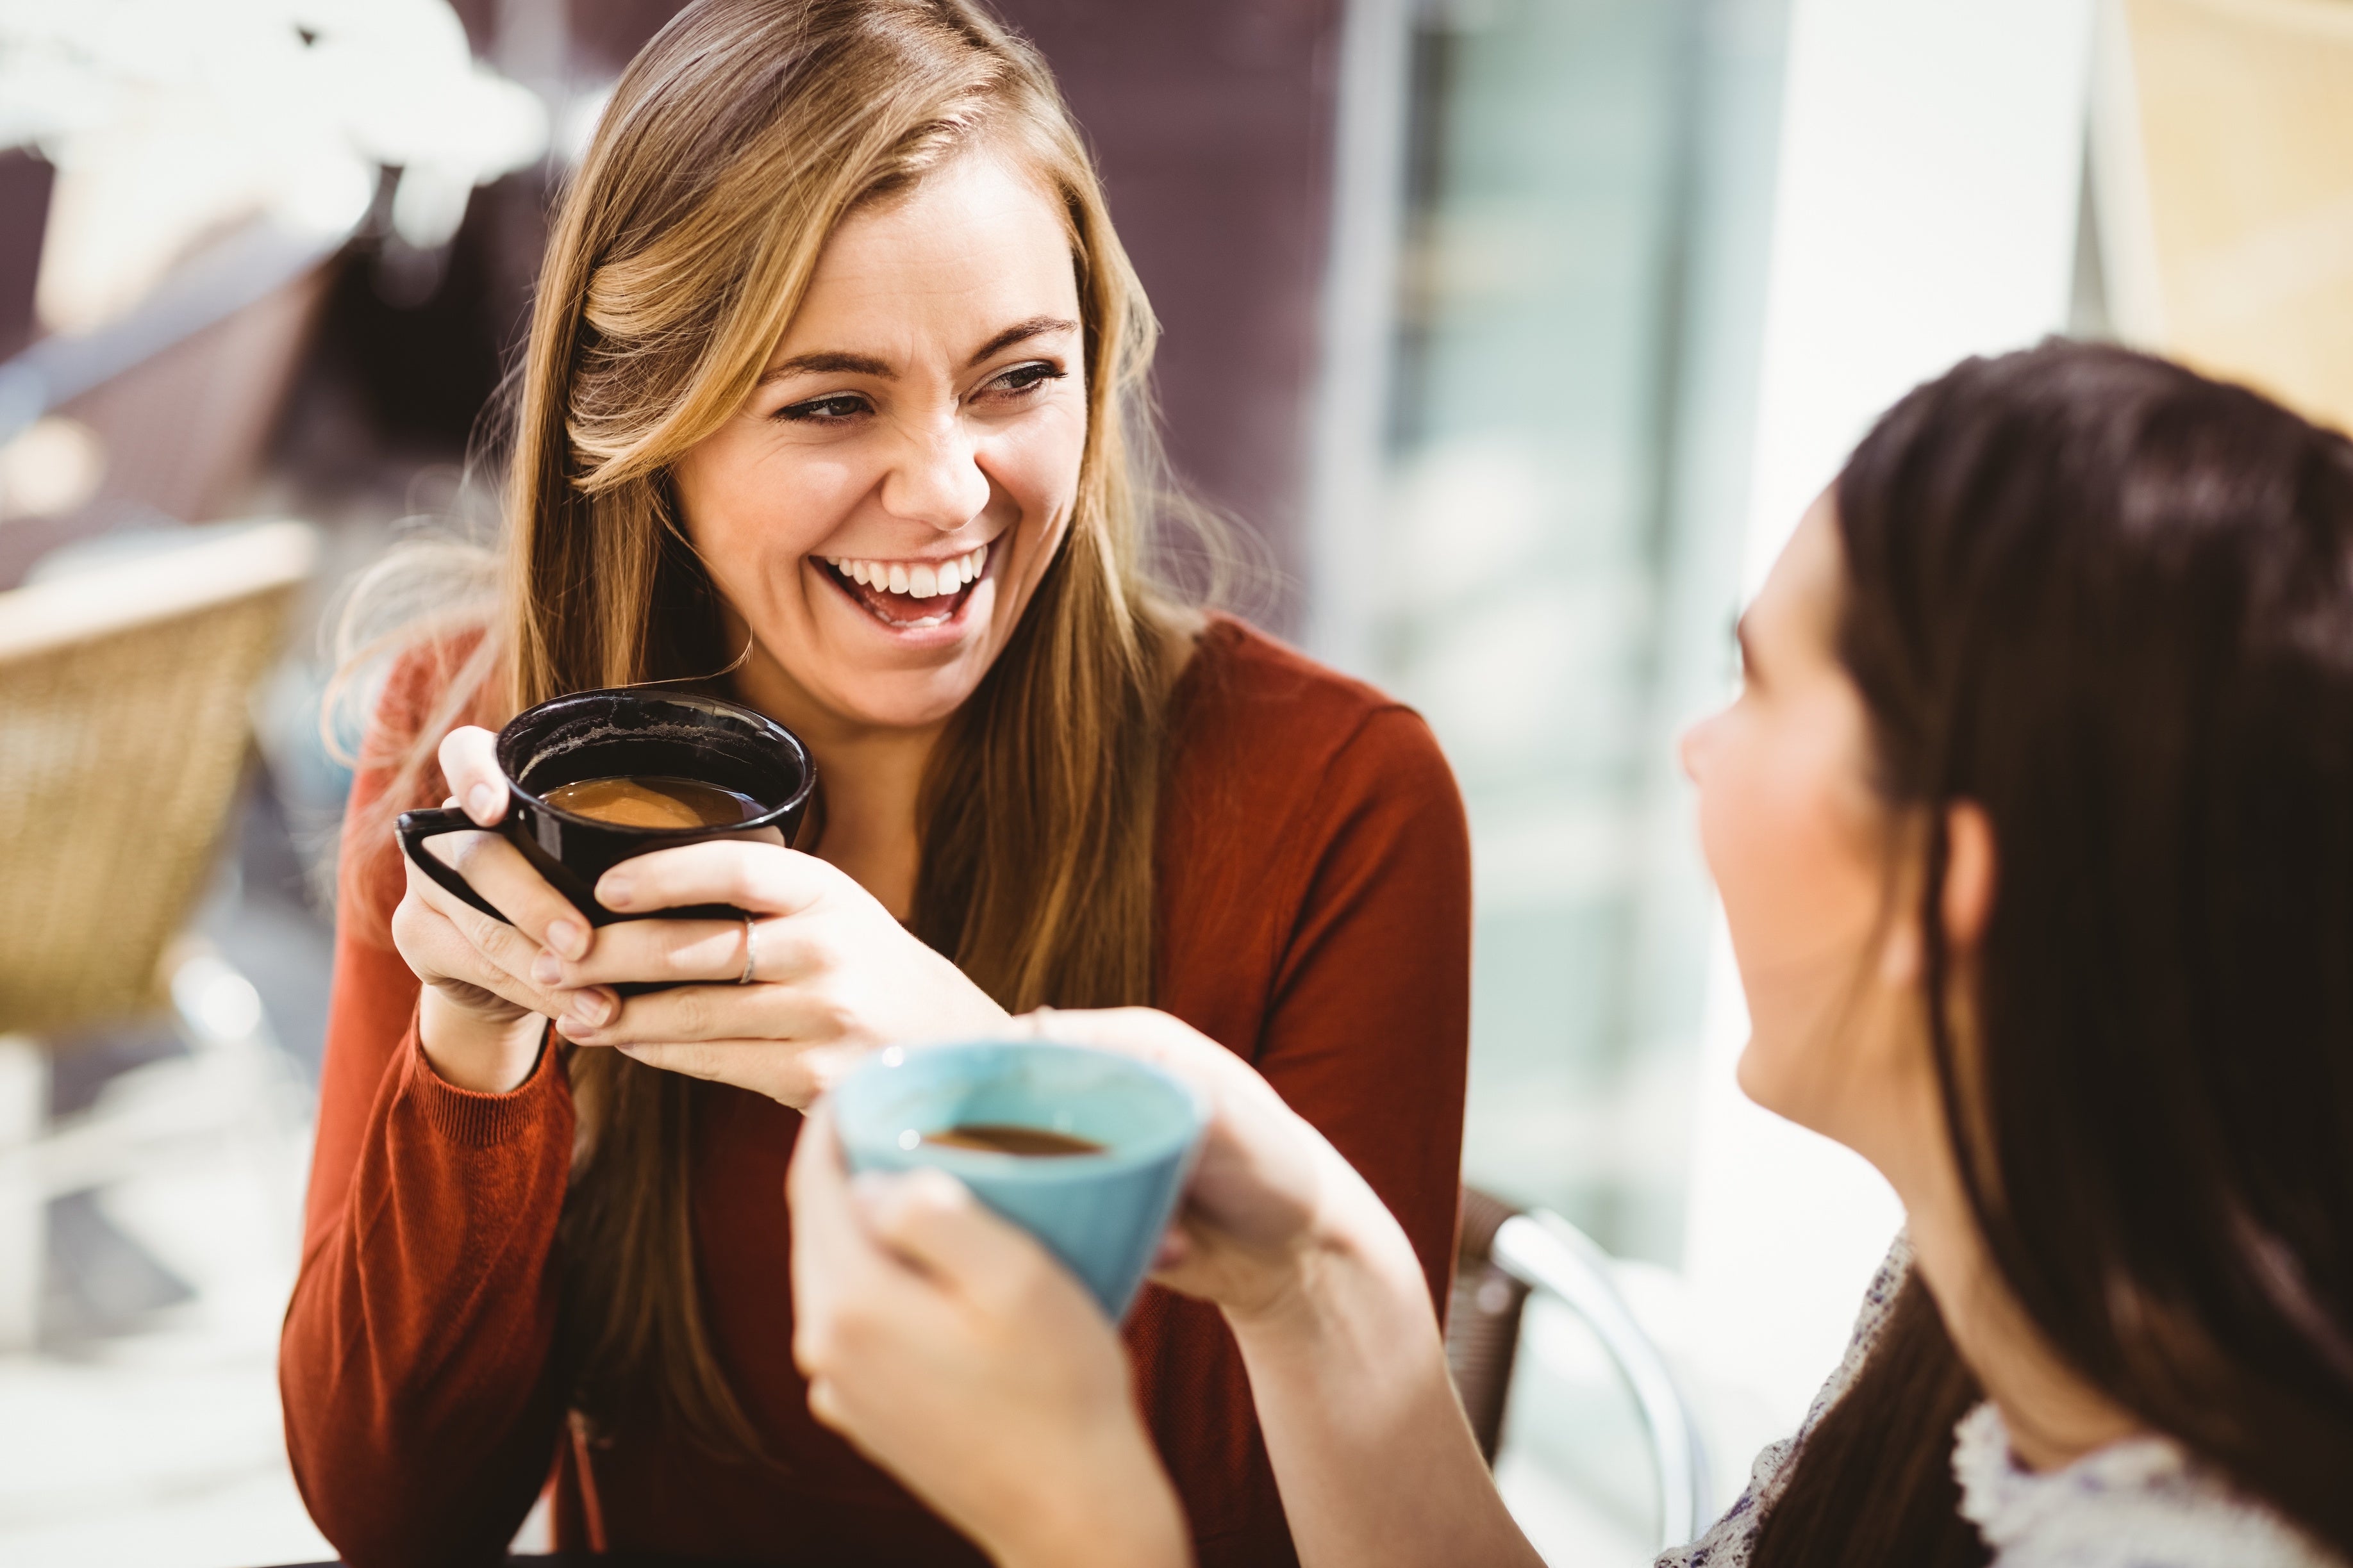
395 687 815 931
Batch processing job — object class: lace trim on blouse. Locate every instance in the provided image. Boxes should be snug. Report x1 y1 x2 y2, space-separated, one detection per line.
1654 1233 2341 1568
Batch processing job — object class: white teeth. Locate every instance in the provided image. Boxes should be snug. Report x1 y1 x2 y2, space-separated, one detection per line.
826 547 989 600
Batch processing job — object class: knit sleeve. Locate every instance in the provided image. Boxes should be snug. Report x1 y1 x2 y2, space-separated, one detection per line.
278 641 574 1567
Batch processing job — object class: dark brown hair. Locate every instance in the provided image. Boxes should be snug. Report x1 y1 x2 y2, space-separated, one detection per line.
1753 340 2353 1563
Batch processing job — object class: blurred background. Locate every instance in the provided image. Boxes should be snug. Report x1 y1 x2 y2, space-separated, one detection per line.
3 0 2350 1563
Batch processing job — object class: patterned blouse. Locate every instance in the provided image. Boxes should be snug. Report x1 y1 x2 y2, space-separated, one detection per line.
1658 1234 2342 1568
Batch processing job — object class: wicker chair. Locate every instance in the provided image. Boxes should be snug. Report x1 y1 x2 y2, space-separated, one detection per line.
0 520 316 1347
0 522 315 1032
1447 1185 1713 1554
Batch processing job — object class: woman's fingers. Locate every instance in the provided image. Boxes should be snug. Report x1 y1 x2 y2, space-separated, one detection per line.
417 797 593 964
785 1105 1189 1567
1024 1006 1254 1091
790 1112 1093 1357
787 1101 850 1227
595 839 835 918
788 1105 865 1305
854 1166 1069 1316
1017 1007 1331 1301
394 856 566 1018
438 725 510 827
606 1037 863 1102
425 725 593 968
790 1105 947 1375
403 839 552 989
554 972 852 1046
532 913 822 991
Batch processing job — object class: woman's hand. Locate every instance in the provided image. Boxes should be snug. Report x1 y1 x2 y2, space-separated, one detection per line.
787 1105 1192 1568
1017 1011 1538 1568
1019 1007 1386 1325
533 840 1011 1107
390 726 587 1093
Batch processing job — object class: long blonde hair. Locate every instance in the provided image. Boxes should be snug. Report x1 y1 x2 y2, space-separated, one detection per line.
342 0 1186 1460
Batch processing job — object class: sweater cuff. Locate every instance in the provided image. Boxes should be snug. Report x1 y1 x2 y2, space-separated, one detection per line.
401 1018 563 1150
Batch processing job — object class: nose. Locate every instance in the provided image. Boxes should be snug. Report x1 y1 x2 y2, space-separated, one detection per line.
879 417 992 534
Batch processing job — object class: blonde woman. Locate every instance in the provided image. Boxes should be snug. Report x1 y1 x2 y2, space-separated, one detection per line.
281 3 1470 1565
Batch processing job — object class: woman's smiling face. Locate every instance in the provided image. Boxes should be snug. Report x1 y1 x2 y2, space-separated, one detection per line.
672 151 1087 736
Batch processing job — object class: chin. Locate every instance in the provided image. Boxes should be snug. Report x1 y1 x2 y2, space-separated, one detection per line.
824 665 992 730
1734 1029 1795 1119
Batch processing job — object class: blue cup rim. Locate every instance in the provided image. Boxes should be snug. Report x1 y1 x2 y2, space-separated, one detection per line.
831 1039 1206 1182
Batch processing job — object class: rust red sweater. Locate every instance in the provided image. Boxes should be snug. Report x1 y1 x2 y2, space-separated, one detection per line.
281 616 1471 1567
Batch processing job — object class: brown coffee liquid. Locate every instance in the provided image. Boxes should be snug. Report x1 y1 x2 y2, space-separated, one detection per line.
921 1123 1106 1157
542 775 763 830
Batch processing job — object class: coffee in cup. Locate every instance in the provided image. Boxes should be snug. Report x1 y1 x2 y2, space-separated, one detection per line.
920 1124 1108 1157
831 1041 1206 1319
540 775 766 830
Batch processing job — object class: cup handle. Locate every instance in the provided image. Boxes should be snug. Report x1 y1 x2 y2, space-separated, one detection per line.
395 807 511 923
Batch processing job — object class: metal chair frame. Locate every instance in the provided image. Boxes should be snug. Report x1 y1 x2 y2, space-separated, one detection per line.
1488 1209 1713 1552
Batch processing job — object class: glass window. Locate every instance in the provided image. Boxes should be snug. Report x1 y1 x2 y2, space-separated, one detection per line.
1378 0 1790 1264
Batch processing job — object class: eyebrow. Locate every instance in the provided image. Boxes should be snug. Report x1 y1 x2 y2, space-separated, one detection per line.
754 316 1079 386
759 350 892 384
964 315 1077 367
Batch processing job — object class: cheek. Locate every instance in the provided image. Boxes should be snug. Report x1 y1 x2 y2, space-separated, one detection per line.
1695 704 1889 1121
986 400 1086 520
979 402 1087 609
675 433 863 584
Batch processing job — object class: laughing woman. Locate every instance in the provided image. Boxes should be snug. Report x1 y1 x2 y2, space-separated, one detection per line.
278 3 1470 1565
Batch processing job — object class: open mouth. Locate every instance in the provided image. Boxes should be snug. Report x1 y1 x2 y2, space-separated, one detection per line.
817 543 990 631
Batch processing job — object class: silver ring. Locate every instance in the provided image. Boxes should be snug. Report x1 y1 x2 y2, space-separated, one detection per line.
738 914 759 985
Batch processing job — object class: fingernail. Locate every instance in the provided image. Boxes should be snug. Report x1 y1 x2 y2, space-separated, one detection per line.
530 950 561 987
467 782 502 822
549 920 588 961
569 988 617 1028
599 875 633 909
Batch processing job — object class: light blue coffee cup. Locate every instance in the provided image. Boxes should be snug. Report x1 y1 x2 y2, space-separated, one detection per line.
830 1041 1208 1319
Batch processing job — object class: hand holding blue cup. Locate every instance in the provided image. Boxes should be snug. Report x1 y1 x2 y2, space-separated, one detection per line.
829 1041 1208 1319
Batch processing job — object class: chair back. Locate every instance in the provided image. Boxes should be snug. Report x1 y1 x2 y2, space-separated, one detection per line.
1448 1185 1534 1460
1446 1185 1713 1553
0 522 315 1037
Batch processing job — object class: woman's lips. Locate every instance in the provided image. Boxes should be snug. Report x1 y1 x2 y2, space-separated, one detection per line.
816 545 990 631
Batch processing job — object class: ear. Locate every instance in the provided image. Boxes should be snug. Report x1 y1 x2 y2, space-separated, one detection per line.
1940 800 1998 956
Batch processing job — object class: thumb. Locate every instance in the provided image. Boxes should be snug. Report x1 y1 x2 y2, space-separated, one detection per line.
853 1168 1079 1315
438 725 508 827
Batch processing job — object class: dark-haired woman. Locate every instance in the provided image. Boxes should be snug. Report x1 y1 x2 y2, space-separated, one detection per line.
788 340 2353 1568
